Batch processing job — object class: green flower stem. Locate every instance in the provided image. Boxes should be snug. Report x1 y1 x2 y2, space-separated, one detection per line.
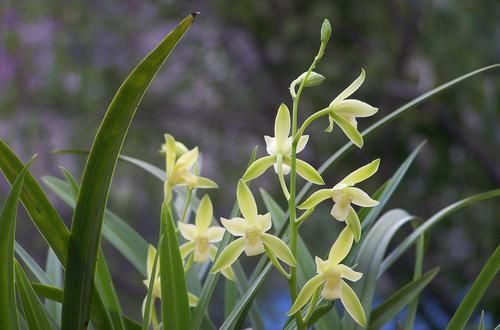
294 107 331 144
295 207 315 226
288 53 321 330
304 287 321 323
183 253 194 273
264 246 291 280
180 188 193 223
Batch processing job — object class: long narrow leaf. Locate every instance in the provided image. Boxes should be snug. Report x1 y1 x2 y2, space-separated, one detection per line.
0 158 32 329
405 222 426 329
446 245 500 330
160 203 190 328
15 261 54 330
62 14 195 329
380 189 500 275
45 248 63 325
368 267 439 329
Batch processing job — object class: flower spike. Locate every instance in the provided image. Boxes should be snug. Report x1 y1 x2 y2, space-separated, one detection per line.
211 180 296 275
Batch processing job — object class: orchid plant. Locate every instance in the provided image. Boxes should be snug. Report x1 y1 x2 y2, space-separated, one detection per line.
1 13 498 330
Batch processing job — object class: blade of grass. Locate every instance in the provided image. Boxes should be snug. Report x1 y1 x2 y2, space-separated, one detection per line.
0 157 33 329
15 261 54 330
160 203 190 329
62 14 195 329
45 248 63 325
15 242 53 285
380 189 500 275
446 245 500 330
404 221 426 330
368 267 439 329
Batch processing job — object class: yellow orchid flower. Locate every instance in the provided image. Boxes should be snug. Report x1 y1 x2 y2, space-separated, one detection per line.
326 69 378 148
163 134 218 201
298 159 380 241
242 104 324 197
210 180 296 275
288 228 366 327
178 194 234 280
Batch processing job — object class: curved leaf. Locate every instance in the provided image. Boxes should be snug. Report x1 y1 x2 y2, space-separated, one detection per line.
61 14 195 329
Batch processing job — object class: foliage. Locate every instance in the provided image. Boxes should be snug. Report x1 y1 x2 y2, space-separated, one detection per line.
0 13 499 330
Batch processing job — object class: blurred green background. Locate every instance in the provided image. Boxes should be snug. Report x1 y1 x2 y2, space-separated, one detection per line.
1 0 499 328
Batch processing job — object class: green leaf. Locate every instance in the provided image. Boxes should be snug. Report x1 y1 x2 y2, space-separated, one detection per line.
477 311 485 330
0 158 32 330
15 242 53 286
344 209 418 329
380 189 500 275
369 267 439 329
15 262 54 330
160 203 190 329
61 14 195 329
42 176 149 277
446 245 500 330
45 248 63 325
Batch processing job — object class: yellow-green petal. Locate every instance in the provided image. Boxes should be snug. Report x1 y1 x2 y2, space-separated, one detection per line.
196 176 218 189
288 275 325 315
188 293 199 307
209 246 235 281
205 227 225 242
333 99 378 117
275 103 291 148
146 245 157 277
237 180 258 223
346 187 379 207
164 134 177 177
210 238 245 273
220 217 247 236
330 68 365 106
179 241 196 259
176 147 198 169
195 195 213 231
337 264 363 282
283 157 324 185
178 222 196 241
298 189 332 210
340 280 366 327
261 233 296 266
328 227 354 265
330 112 363 148
345 206 361 242
339 159 380 186
242 156 276 182
325 114 335 132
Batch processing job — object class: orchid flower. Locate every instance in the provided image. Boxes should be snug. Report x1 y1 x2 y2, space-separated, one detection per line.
298 159 380 241
210 180 296 275
163 134 218 202
178 194 234 280
288 228 366 327
326 69 378 148
242 104 324 197
142 245 198 324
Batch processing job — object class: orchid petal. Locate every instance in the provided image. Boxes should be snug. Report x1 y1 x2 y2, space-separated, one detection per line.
331 112 363 148
164 134 177 177
257 213 272 233
195 195 213 231
288 275 325 315
330 197 350 221
195 176 218 188
176 147 198 169
333 99 378 117
330 68 366 105
346 187 379 207
261 233 296 266
210 238 245 273
209 246 235 281
328 227 354 264
298 189 332 209
345 206 361 242
340 280 366 327
242 156 276 182
237 180 258 222
275 103 291 148
325 114 335 132
146 245 157 277
205 227 225 242
178 222 197 241
283 157 324 185
220 217 247 236
337 264 363 282
179 241 196 259
264 136 277 155
188 293 199 307
339 159 380 186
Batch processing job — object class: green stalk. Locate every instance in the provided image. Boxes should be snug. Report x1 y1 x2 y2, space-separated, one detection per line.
288 55 320 330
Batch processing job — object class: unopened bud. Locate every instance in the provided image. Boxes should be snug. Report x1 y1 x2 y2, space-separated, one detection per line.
321 19 332 44
296 71 326 88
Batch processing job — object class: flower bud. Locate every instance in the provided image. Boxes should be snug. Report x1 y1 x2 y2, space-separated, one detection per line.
296 71 326 88
321 19 332 44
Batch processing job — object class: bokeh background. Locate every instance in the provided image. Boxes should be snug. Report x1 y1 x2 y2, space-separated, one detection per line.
1 0 499 328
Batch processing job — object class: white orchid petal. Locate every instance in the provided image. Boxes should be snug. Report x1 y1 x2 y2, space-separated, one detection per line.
205 227 225 242
178 222 197 241
333 99 378 117
296 135 309 153
337 264 363 282
195 195 213 231
220 217 247 236
176 147 199 169
346 187 379 207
